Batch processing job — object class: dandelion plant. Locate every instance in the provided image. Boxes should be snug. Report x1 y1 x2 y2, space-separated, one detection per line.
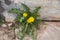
8 3 42 40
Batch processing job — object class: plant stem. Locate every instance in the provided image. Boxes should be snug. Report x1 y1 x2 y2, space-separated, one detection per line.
20 23 28 40
33 27 37 40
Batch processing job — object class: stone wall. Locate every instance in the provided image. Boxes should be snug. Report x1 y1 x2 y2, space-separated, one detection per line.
0 0 60 40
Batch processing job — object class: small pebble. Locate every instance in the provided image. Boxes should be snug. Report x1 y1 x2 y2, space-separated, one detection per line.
1 24 7 27
7 23 12 27
5 18 13 22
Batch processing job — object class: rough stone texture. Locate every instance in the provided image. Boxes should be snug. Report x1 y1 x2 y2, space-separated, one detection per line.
37 22 60 40
2 11 17 22
0 27 14 40
0 1 5 13
4 0 11 5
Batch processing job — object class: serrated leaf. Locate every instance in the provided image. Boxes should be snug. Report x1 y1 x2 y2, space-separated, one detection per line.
32 7 41 19
21 3 30 11
21 3 31 14
33 7 41 13
8 8 20 13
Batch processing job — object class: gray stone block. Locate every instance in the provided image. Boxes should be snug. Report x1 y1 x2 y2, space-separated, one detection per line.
4 0 11 5
0 1 5 13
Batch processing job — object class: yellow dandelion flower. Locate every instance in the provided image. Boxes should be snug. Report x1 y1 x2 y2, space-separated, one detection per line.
23 13 28 17
27 17 35 23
